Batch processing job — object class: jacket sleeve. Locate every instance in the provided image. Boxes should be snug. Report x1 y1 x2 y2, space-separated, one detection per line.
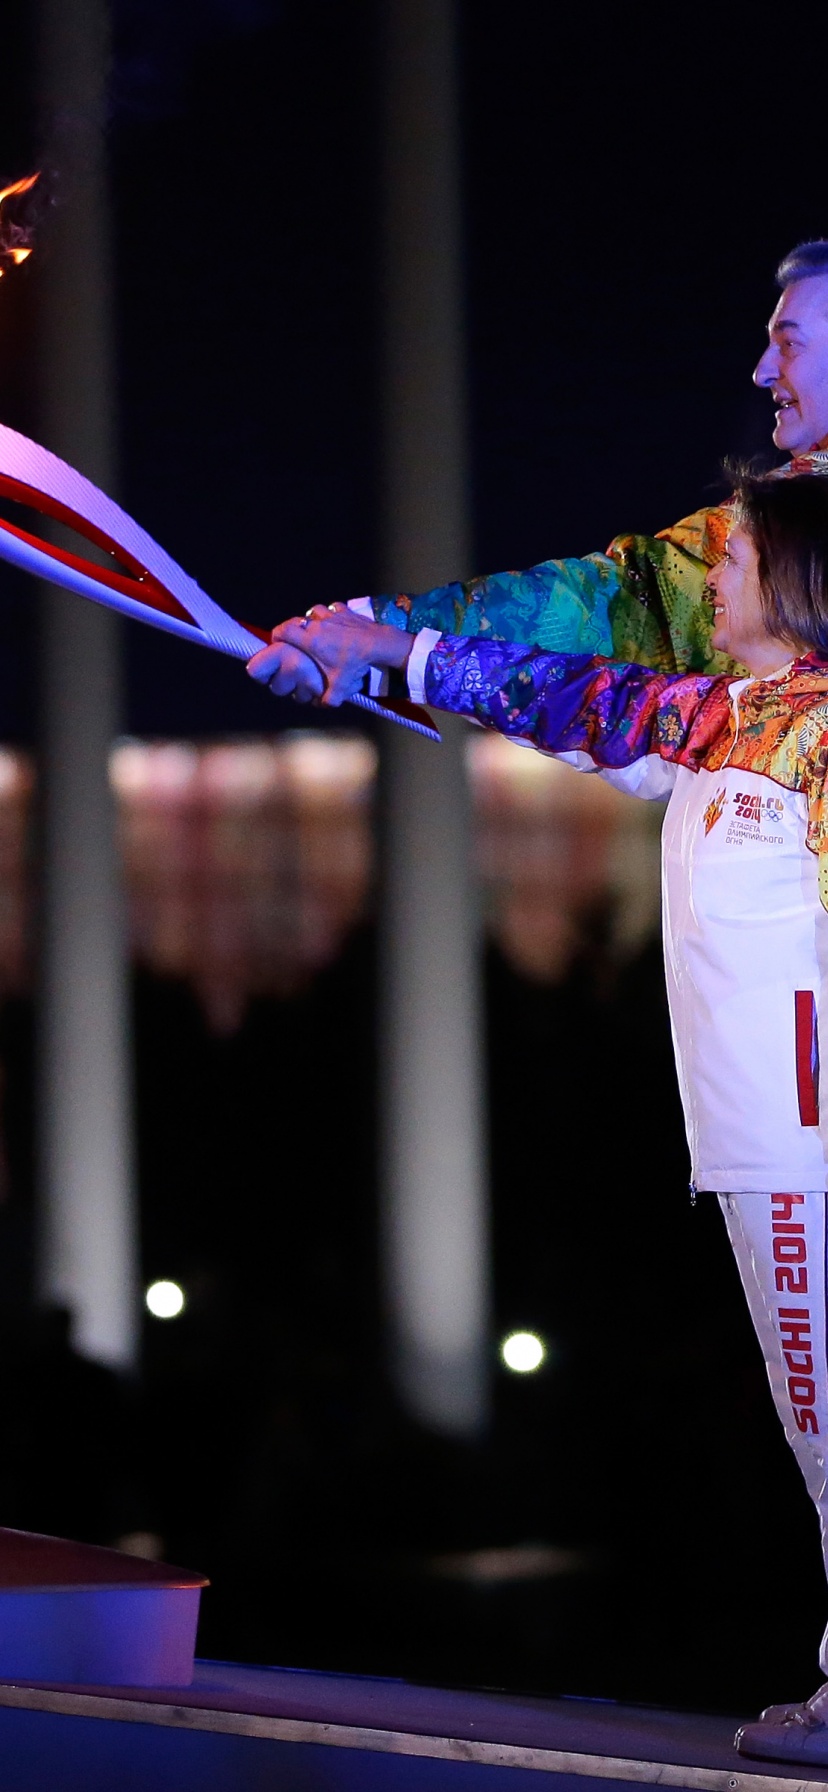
369 502 736 677
423 635 729 769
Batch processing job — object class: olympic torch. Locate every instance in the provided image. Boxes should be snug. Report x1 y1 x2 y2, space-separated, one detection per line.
0 173 439 739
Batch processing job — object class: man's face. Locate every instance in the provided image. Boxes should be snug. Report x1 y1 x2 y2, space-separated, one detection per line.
753 276 828 454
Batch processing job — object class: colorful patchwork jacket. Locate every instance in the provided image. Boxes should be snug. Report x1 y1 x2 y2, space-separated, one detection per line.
422 638 828 912
370 449 828 675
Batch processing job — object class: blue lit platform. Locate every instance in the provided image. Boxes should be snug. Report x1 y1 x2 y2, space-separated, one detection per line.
0 1663 827 1792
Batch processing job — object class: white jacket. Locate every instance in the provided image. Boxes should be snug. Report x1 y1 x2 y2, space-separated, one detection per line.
550 685 828 1193
406 627 828 1195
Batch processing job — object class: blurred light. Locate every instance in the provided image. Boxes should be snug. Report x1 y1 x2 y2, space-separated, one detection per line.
428 1544 583 1583
145 1279 185 1320
114 1531 165 1561
501 1330 545 1373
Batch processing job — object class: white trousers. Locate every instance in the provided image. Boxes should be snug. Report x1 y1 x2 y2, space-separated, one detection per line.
721 1192 828 1671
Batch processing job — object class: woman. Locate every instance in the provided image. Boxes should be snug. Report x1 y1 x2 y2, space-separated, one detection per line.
248 470 828 1759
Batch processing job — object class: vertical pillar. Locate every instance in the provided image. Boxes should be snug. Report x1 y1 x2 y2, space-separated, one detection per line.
378 0 489 1433
34 0 139 1369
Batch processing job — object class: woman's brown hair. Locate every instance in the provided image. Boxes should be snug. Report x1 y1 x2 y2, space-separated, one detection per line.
730 469 828 659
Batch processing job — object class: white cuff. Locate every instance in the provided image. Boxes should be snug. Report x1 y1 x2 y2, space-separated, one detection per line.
347 596 386 697
406 629 442 705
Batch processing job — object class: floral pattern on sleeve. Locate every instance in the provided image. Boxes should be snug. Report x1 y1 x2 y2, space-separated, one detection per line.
424 637 828 910
370 453 828 678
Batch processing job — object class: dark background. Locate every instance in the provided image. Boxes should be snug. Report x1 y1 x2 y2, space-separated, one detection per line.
0 0 826 1719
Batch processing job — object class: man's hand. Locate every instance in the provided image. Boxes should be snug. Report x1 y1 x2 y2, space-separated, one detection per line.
247 604 413 707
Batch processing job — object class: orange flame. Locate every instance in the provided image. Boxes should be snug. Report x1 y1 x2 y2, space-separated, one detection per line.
0 172 40 281
0 173 40 209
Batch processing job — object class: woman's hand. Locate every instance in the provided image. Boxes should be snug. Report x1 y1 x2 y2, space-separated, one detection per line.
246 639 326 703
247 605 413 707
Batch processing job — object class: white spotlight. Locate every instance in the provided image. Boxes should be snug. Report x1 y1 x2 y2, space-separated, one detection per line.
145 1279 185 1320
501 1330 545 1373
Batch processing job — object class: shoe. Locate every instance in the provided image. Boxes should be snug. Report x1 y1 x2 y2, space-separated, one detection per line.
736 1683 828 1763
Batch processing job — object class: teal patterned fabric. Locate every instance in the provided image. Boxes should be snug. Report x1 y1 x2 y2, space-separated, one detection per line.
369 453 828 676
371 554 619 656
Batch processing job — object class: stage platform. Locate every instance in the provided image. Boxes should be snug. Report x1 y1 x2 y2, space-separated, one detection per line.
0 1663 826 1792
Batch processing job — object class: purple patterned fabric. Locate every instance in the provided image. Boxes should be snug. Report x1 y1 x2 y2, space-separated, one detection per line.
423 636 730 771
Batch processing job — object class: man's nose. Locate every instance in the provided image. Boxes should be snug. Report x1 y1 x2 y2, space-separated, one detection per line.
753 342 779 387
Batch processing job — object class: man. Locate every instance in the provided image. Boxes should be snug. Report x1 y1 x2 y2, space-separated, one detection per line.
257 240 828 707
249 243 828 1761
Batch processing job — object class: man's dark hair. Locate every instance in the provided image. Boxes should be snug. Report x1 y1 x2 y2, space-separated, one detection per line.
776 241 828 287
731 470 828 657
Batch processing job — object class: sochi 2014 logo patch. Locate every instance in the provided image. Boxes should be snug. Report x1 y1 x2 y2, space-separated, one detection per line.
733 791 784 826
703 787 727 834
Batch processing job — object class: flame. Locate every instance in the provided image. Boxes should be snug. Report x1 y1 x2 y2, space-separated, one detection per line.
0 172 40 280
0 173 40 210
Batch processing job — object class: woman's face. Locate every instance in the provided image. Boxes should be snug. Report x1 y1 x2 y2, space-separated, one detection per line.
707 523 796 675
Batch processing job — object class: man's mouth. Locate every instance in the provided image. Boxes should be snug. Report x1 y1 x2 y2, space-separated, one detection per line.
773 391 797 413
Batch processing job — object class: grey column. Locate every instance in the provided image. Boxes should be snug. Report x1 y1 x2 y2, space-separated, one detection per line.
378 0 490 1434
34 0 139 1369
